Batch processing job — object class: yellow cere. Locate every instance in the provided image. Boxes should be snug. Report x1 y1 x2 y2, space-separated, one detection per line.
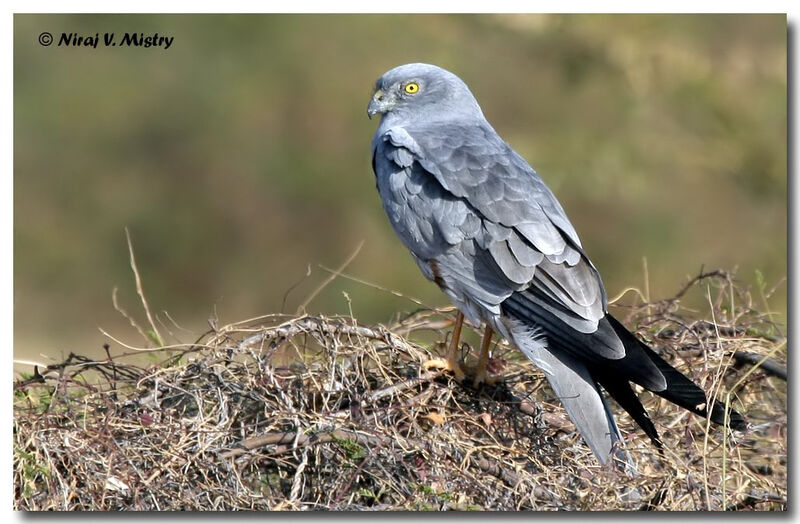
404 82 420 94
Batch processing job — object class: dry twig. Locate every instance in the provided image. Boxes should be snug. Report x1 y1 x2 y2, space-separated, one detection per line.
13 272 786 511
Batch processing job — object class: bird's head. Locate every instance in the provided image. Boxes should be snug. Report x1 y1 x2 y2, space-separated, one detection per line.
367 63 484 123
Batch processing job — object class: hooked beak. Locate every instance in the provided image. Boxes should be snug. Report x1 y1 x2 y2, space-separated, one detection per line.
367 89 392 119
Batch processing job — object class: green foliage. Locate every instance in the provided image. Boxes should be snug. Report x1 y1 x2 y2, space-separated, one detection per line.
145 330 163 346
330 434 367 463
14 386 54 413
755 268 766 290
14 447 50 500
409 482 481 510
356 486 389 503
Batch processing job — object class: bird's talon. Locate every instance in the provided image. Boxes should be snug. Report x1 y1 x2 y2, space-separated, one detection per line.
423 357 466 382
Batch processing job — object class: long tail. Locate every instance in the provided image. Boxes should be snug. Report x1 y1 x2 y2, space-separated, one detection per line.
503 306 746 464
508 320 634 470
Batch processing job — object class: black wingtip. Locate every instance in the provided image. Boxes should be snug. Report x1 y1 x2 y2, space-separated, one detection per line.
640 345 748 431
708 401 747 431
599 376 664 451
606 314 747 432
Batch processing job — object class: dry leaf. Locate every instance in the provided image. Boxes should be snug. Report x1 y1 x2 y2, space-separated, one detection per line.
423 412 446 425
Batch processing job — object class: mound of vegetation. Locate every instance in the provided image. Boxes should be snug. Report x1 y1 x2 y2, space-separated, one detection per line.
13 271 785 510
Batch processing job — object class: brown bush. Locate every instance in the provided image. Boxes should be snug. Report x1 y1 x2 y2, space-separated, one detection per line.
13 271 785 510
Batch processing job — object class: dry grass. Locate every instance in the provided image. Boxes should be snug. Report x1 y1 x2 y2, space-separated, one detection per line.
13 271 786 511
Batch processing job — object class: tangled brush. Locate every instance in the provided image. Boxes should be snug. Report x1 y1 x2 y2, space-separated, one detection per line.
14 270 785 510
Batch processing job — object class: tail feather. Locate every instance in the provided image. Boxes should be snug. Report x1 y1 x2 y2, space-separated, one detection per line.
596 374 663 451
606 315 746 431
502 295 746 464
508 320 635 470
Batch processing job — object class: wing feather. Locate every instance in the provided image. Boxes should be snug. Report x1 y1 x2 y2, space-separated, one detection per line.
488 239 536 285
375 122 617 362
383 123 606 318
506 232 544 267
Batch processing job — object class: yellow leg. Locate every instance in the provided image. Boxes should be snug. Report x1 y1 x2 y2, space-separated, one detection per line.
423 311 466 381
472 325 498 387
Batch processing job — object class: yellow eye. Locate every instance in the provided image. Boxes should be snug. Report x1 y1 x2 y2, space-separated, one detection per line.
404 82 420 94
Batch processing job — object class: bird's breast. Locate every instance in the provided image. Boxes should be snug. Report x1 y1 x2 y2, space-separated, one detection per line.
372 138 482 277
375 161 440 260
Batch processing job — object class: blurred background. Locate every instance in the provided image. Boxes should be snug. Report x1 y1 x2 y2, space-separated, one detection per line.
14 14 786 368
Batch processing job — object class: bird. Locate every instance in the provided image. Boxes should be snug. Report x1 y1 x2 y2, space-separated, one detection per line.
367 62 746 466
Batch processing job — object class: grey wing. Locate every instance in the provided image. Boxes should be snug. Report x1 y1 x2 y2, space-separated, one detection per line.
372 133 512 325
381 124 624 359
